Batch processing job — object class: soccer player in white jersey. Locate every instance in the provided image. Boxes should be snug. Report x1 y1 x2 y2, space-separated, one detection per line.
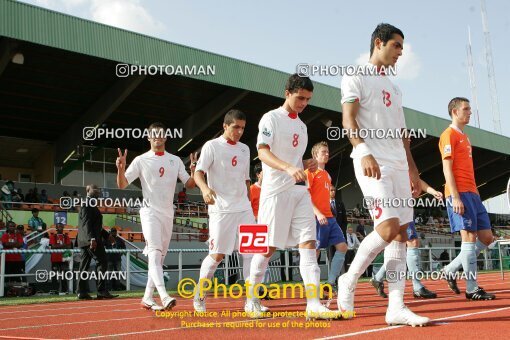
337 23 429 326
116 122 196 311
192 110 267 312
247 74 337 320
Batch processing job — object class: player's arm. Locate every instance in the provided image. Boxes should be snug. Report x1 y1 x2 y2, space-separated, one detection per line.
403 135 420 198
184 152 197 189
442 159 464 215
246 180 251 201
194 170 215 204
419 179 443 200
116 148 129 189
312 203 327 225
342 101 380 179
258 145 306 182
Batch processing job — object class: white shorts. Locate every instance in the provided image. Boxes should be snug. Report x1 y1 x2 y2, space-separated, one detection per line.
354 160 413 228
208 211 256 255
258 185 316 249
140 207 173 255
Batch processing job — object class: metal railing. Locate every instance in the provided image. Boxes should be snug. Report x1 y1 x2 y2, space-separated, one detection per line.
2 245 509 297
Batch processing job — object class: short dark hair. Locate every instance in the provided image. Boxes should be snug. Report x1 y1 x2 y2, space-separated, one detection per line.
285 74 314 93
110 227 117 233
370 23 404 56
254 163 262 175
448 97 470 117
32 208 39 213
148 122 166 130
224 109 246 125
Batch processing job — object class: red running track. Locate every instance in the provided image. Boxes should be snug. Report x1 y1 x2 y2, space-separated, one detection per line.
0 272 508 339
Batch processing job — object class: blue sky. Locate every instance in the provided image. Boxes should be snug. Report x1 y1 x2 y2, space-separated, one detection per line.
21 0 510 213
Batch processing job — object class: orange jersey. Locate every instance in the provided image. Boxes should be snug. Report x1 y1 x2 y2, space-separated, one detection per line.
250 183 261 219
305 168 333 218
438 126 477 197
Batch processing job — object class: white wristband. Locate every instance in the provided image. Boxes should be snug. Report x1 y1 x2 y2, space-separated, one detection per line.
355 143 372 157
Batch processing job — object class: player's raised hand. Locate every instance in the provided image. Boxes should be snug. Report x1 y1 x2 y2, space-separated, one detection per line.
285 165 307 183
361 155 381 179
116 148 128 172
303 158 318 172
189 152 198 170
202 187 217 205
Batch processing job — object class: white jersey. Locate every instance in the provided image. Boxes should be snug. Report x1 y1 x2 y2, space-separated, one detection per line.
196 136 251 214
125 150 190 217
257 106 308 197
341 63 408 170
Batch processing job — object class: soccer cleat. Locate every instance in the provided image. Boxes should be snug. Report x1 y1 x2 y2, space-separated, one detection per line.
162 296 177 310
337 273 355 319
442 269 461 294
140 297 158 310
413 287 437 299
193 296 206 312
465 287 496 300
259 302 270 312
244 300 266 319
370 278 388 298
385 306 430 327
305 304 341 321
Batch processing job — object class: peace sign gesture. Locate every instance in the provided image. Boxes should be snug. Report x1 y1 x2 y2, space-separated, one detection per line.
189 152 198 171
116 148 128 172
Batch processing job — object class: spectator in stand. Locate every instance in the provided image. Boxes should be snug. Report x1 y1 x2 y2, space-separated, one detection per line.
177 188 188 204
415 214 424 225
184 218 193 228
28 208 46 233
25 188 35 203
40 189 49 204
426 216 435 226
49 223 72 293
11 188 23 203
352 204 361 219
1 182 13 209
356 219 367 241
345 226 360 272
16 225 28 264
32 188 40 203
105 227 126 291
1 221 25 283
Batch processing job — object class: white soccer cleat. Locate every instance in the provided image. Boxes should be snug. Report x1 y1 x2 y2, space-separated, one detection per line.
305 304 341 321
161 296 177 311
337 273 355 319
385 306 430 327
140 297 158 310
244 300 266 319
193 296 206 312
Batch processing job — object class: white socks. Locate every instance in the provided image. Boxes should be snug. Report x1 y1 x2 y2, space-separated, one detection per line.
146 249 169 301
195 255 221 299
345 231 389 284
299 248 321 306
248 254 270 302
385 241 407 311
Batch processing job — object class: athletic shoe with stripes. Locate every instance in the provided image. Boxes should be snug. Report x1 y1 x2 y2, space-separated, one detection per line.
413 287 437 299
465 287 495 300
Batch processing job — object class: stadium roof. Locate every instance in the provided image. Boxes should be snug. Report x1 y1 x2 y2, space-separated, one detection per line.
1 0 509 200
